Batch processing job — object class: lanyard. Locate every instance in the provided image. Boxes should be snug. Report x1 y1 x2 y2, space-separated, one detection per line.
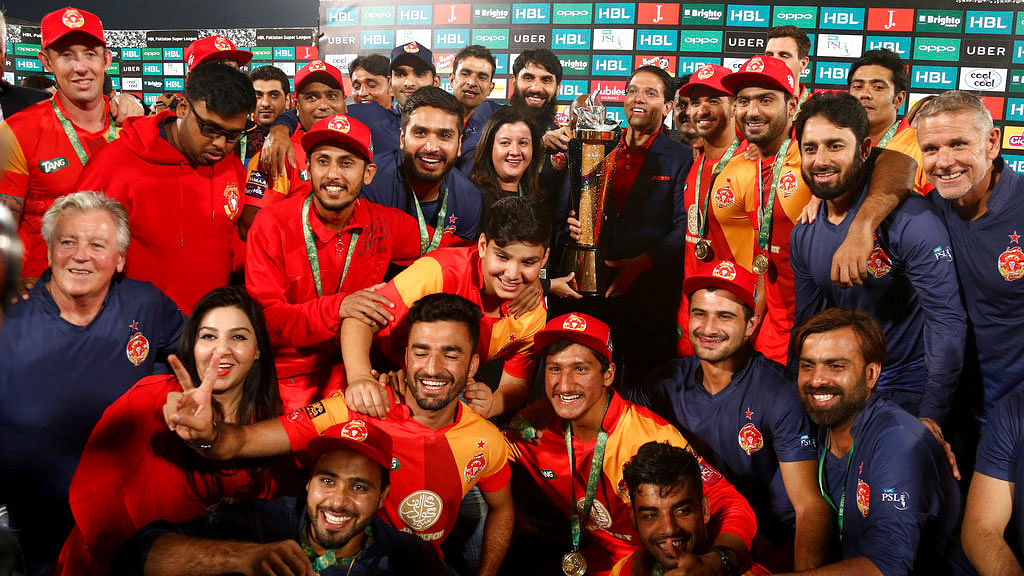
565 399 610 553
238 134 247 165
817 433 856 538
51 99 116 166
795 87 810 113
412 181 449 255
694 138 741 239
302 194 359 298
875 121 900 150
299 523 373 572
756 137 792 254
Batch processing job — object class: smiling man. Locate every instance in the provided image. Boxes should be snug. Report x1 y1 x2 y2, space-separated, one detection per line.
451 45 500 175
390 41 439 110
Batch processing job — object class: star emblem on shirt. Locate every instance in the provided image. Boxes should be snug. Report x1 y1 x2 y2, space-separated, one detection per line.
858 463 864 475
447 214 458 225
745 408 753 420
129 321 139 331
508 333 517 342
476 439 487 450
1010 231 1020 244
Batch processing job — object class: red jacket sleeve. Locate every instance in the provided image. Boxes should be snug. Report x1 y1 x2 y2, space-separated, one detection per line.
697 457 757 548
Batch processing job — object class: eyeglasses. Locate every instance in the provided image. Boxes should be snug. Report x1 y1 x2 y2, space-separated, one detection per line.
625 85 664 100
187 99 247 143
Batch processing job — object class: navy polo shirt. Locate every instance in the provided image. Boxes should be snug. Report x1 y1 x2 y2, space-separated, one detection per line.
0 274 184 565
363 149 483 244
456 101 502 175
928 158 1024 419
975 387 1024 558
791 186 966 421
629 351 816 538
819 395 960 575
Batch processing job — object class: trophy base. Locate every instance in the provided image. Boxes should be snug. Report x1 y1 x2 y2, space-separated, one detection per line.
567 246 605 297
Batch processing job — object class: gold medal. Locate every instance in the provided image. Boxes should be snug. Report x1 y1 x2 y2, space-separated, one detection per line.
695 239 712 262
752 253 769 275
562 551 587 576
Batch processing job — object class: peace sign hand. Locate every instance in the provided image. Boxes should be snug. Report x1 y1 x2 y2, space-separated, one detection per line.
163 353 219 445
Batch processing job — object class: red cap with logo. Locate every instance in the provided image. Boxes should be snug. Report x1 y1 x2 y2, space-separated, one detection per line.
720 56 796 97
185 35 253 72
679 64 734 98
41 7 105 50
683 260 757 311
308 418 393 471
295 59 345 94
301 113 374 163
534 312 613 363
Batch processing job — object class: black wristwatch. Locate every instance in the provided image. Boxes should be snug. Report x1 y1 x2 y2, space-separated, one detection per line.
711 546 738 576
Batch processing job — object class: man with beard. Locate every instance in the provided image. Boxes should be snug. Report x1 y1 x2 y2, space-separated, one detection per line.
245 65 290 167
245 113 423 411
789 308 960 575
362 86 482 247
511 49 562 136
790 92 965 432
451 45 500 175
163 293 514 576
117 419 453 576
631 260 828 572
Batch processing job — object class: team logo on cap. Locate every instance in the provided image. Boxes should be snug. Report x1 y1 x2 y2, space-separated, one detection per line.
857 478 870 517
778 170 797 198
696 64 715 80
713 180 735 209
126 322 149 366
340 419 369 442
399 490 443 531
999 247 1024 281
223 182 240 219
308 60 327 72
328 115 351 133
464 453 487 483
576 498 612 529
866 238 892 278
213 36 232 51
712 260 737 281
404 42 420 53
562 313 587 332
738 422 764 455
745 57 765 73
62 8 85 29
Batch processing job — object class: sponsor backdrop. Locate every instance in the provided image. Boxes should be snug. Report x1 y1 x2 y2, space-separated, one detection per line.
3 25 316 108
318 0 1024 166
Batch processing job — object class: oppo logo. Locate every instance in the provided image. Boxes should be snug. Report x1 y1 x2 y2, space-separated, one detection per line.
777 13 813 21
920 44 956 53
475 35 506 42
685 36 718 45
556 9 589 17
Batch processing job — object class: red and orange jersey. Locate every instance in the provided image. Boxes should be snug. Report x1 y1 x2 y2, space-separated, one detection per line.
373 245 547 379
505 393 756 576
244 128 311 210
879 122 933 197
280 391 510 551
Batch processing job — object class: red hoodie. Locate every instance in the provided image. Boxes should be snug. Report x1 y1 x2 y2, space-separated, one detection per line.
76 110 244 314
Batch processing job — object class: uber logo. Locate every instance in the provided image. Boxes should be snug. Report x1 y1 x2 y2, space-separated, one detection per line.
595 3 636 24
592 28 634 50
911 65 956 90
559 79 589 99
820 7 865 30
681 4 724 26
815 61 851 84
724 31 766 54
398 5 432 24
510 30 549 50
325 6 359 26
679 30 723 53
959 67 1007 92
772 6 816 28
965 11 1012 34
592 54 633 75
866 36 910 57
963 39 1011 61
121 63 143 75
472 29 509 49
512 3 551 23
434 29 469 49
816 34 863 58
678 56 721 76
326 34 358 46
551 29 591 50
726 5 769 27
361 30 395 50
637 30 676 51
914 38 961 62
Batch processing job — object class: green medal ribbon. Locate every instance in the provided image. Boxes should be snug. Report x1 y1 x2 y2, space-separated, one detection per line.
299 523 374 572
238 134 247 166
694 137 742 239
795 86 811 114
302 194 360 298
652 561 666 576
817 433 856 539
875 121 900 150
755 136 792 256
412 181 449 255
51 99 117 166
565 399 610 553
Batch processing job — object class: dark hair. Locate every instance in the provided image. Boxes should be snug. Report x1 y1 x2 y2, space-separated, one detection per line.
794 92 870 145
454 45 496 79
513 49 563 85
483 195 552 248
470 106 543 200
185 61 257 117
622 441 704 503
848 49 910 97
401 85 464 130
102 73 113 96
793 307 886 367
407 293 483 350
542 338 610 373
20 73 55 91
249 65 291 94
175 286 280 424
675 74 691 101
629 65 676 103
767 25 811 59
349 53 391 78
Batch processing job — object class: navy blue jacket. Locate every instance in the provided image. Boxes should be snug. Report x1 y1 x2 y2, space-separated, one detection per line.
456 101 502 175
975 387 1024 560
270 104 401 162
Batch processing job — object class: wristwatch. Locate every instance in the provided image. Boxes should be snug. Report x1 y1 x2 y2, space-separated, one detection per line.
711 546 738 576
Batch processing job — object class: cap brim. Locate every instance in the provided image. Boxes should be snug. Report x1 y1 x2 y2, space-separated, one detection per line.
683 274 755 311
43 29 105 50
390 53 434 72
296 70 343 92
533 329 610 362
301 131 372 164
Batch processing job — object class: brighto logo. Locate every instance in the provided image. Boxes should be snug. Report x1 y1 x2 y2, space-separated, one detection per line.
562 58 588 71
477 8 509 19
924 14 960 27
686 8 722 20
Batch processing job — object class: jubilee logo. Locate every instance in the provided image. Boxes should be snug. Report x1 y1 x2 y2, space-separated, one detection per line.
595 3 636 24
552 29 591 50
820 7 864 30
772 6 816 28
916 10 962 33
681 4 724 26
966 11 1012 35
638 3 680 26
559 54 591 75
325 6 359 26
592 54 633 75
590 80 627 102
680 30 723 53
553 3 592 24
911 66 957 90
959 68 1007 92
472 29 509 49
473 5 510 23
913 38 960 62
362 5 395 25
867 8 913 32
726 5 769 27
866 36 910 58
637 30 677 51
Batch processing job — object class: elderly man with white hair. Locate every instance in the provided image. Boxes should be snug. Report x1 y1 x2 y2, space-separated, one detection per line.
0 191 185 575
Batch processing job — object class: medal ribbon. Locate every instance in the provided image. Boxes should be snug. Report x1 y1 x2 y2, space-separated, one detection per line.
817 432 856 538
412 180 449 255
694 137 741 239
875 120 900 150
302 194 360 298
299 524 374 572
795 87 810 113
51 99 117 166
565 398 610 552
755 137 792 256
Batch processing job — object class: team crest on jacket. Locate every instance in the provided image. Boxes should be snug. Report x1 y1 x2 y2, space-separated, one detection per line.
713 180 735 209
62 8 85 29
738 422 764 455
856 478 870 517
340 419 368 442
126 326 149 366
551 152 567 171
223 182 240 219
866 240 892 278
308 60 327 72
778 170 797 198
464 453 487 483
998 246 1024 281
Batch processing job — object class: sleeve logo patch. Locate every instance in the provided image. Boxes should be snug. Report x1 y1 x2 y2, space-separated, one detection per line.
39 157 68 174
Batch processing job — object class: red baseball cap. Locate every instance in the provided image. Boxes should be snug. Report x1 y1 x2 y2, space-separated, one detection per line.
301 114 374 163
683 260 757 311
679 64 734 98
308 418 393 472
185 35 253 72
721 56 796 97
295 59 344 94
41 7 105 50
534 312 613 363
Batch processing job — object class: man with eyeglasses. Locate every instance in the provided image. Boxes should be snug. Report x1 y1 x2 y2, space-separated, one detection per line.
75 61 254 314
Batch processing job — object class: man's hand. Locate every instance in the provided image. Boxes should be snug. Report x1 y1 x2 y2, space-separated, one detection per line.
604 254 652 298
164 353 218 444
109 93 145 126
543 127 573 154
13 276 36 302
567 211 582 242
344 374 392 418
742 142 760 161
920 417 960 481
244 540 313 576
506 277 543 319
797 196 822 225
463 379 495 418
549 272 582 299
339 284 395 327
831 228 873 287
259 124 296 180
